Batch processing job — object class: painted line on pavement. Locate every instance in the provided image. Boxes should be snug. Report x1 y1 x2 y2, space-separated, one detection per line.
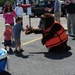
22 37 41 46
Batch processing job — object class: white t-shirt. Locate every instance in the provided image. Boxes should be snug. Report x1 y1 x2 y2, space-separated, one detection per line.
15 6 23 17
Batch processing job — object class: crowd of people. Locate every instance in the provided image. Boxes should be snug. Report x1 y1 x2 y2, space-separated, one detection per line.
64 0 75 40
2 1 37 53
1 0 75 53
44 0 75 40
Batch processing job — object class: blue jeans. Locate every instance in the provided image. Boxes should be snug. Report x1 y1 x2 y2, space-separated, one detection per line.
67 14 75 35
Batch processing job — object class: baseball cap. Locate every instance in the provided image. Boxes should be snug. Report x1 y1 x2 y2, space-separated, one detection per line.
5 23 10 27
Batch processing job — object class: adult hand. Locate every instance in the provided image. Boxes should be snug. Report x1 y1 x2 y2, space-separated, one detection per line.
31 3 37 6
44 7 51 12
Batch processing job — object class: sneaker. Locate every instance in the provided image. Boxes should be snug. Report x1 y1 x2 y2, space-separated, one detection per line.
4 48 8 53
19 49 24 52
5 48 7 50
14 50 19 53
9 48 13 52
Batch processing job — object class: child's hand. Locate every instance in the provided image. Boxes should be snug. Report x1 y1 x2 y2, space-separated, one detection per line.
25 27 33 35
26 25 29 30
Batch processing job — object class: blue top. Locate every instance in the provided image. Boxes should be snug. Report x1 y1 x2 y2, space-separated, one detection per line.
54 0 61 13
13 23 24 40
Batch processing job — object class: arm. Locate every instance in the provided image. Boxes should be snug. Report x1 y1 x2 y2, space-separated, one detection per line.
3 10 6 18
3 31 6 37
20 4 35 8
25 28 43 35
20 25 25 32
20 4 31 8
32 28 43 34
15 7 17 12
11 30 13 38
45 4 53 12
63 2 69 9
21 7 23 13
12 10 17 17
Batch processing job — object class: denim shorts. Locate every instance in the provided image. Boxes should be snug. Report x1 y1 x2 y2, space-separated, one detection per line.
15 39 21 46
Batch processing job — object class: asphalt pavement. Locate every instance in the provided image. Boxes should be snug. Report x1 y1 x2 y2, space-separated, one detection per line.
0 14 75 75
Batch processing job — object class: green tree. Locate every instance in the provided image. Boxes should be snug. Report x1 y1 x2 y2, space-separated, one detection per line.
7 0 15 5
0 0 15 7
0 0 5 7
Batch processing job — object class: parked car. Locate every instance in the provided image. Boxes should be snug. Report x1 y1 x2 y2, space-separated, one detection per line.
25 0 66 17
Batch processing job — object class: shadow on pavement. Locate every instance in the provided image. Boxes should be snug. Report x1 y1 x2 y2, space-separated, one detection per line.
0 71 11 75
15 53 29 59
7 51 14 55
44 51 72 59
29 51 72 60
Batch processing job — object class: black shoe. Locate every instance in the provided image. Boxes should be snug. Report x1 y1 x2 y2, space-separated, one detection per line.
19 49 24 52
9 48 13 52
65 45 71 50
5 48 8 53
5 48 7 50
14 50 19 53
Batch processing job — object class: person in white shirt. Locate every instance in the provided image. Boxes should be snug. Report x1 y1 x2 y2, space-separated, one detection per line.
15 3 23 18
15 3 24 25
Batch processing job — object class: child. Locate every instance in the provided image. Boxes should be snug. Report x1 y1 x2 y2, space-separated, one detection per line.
4 24 13 52
13 17 25 53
